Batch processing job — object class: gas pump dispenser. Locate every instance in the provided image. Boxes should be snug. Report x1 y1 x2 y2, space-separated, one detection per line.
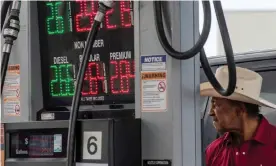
1 1 236 166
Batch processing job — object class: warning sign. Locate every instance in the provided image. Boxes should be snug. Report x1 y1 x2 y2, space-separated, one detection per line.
3 64 21 116
141 71 167 112
158 81 166 92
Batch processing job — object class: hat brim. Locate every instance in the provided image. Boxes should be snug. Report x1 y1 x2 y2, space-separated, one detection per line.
200 82 276 110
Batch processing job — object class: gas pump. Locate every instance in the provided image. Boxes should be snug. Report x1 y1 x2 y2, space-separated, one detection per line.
1 1 236 166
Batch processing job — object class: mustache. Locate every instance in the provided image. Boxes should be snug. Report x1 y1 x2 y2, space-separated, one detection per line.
213 117 218 121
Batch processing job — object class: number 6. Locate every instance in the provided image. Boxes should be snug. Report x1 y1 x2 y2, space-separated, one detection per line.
87 136 98 155
82 131 102 160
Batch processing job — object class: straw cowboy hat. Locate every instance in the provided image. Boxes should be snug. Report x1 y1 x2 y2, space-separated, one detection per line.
200 66 276 109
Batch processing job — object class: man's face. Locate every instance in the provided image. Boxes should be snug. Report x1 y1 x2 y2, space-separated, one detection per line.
209 97 243 133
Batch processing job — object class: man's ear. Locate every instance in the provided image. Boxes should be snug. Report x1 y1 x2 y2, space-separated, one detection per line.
236 103 247 117
233 103 245 117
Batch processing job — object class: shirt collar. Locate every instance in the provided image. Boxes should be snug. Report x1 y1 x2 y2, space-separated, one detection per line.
252 115 270 144
223 115 270 145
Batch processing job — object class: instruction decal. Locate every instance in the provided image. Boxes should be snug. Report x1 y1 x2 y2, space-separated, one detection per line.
141 55 166 71
143 160 172 166
141 71 167 112
1 124 4 166
3 64 21 116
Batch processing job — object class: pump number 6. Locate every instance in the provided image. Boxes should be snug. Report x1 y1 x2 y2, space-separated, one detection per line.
82 131 102 160
87 136 97 155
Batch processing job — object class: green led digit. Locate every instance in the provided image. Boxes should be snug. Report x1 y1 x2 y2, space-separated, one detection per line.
50 65 59 96
46 2 65 35
64 64 74 96
46 2 55 35
59 64 66 96
50 64 74 97
66 64 75 96
59 64 74 96
55 2 64 34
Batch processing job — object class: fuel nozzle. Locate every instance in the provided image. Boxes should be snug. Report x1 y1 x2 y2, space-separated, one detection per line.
2 0 21 54
98 0 114 9
94 0 114 23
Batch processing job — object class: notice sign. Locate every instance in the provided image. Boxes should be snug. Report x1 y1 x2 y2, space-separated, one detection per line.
3 64 21 116
143 160 172 166
141 55 166 71
141 71 167 112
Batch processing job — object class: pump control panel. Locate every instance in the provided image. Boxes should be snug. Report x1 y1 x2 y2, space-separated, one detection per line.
9 129 67 158
37 0 134 107
4 119 141 166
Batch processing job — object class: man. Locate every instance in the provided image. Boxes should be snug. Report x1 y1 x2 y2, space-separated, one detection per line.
200 66 276 166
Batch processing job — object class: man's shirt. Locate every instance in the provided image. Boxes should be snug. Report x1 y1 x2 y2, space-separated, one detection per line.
205 116 276 166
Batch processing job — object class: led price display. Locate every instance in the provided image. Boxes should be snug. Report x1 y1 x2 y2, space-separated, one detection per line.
37 0 134 107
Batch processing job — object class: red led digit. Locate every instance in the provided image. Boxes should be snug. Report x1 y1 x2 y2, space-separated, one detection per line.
82 62 104 95
75 0 97 32
110 61 119 94
75 0 82 32
75 0 91 32
96 62 105 92
88 62 98 95
119 60 130 93
120 1 132 28
82 67 91 96
105 8 117 29
90 1 98 26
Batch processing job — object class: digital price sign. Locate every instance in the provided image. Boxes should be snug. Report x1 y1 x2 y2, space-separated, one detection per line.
37 0 134 107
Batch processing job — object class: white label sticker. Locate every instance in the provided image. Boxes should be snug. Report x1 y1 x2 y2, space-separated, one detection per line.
3 64 21 116
54 134 62 152
141 71 167 112
82 131 102 160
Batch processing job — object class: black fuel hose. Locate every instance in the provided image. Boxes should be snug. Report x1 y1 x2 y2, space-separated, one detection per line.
153 1 212 60
66 2 113 166
154 1 236 96
67 20 101 166
200 1 236 96
1 1 12 31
